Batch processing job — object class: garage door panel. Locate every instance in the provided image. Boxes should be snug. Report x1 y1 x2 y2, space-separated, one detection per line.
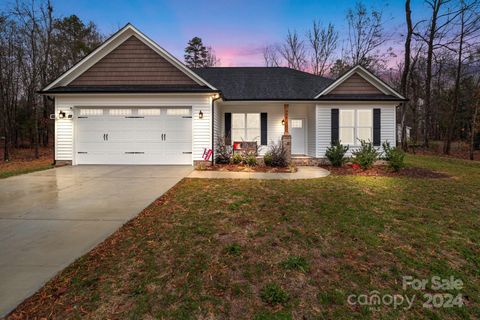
76 107 192 165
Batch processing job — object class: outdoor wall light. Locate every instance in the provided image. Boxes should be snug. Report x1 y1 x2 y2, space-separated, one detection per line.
199 110 204 119
58 111 66 119
281 119 285 126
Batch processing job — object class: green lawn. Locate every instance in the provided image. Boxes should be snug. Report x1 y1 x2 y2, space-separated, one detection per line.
10 155 480 319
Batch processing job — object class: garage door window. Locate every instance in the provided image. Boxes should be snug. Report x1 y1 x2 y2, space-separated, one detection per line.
79 109 103 116
109 109 132 116
138 109 161 116
166 108 191 116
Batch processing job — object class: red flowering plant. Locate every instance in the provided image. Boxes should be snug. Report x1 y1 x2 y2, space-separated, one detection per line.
350 163 361 170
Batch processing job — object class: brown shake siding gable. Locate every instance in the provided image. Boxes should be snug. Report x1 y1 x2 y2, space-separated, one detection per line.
330 73 382 95
69 36 199 86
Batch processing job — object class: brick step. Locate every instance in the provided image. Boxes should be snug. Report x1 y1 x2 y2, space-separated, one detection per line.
291 156 323 166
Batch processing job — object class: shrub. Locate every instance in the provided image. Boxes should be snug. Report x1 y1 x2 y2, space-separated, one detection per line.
352 140 379 169
264 141 288 167
215 140 232 164
388 148 406 171
382 141 393 161
263 152 273 166
260 283 289 305
231 152 243 164
325 142 349 167
245 154 258 166
280 256 309 272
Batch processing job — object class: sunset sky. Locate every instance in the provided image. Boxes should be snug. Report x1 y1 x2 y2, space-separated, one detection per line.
6 0 432 66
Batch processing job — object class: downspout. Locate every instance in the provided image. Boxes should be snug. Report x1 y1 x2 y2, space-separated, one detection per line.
211 94 222 165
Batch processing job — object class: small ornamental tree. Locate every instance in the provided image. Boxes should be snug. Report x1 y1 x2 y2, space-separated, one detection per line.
352 140 379 169
325 142 349 167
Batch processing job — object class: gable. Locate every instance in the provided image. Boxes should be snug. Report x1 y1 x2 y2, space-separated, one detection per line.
68 36 198 87
329 73 382 95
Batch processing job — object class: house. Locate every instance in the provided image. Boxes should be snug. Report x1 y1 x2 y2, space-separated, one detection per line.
41 24 406 166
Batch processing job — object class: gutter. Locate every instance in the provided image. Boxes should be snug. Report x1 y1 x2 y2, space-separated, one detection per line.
37 89 221 95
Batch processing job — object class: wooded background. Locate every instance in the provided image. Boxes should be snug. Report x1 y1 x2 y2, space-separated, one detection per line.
1 0 479 162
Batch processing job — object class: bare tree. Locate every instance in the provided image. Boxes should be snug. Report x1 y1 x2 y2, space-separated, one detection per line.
1 1 103 162
470 84 479 160
13 0 43 158
346 1 386 69
205 46 220 67
444 0 480 154
307 20 338 76
263 44 281 67
279 30 306 71
399 0 414 150
414 0 465 147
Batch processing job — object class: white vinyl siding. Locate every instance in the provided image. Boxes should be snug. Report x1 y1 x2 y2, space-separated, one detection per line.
381 106 396 146
55 117 73 160
316 106 331 157
54 94 212 164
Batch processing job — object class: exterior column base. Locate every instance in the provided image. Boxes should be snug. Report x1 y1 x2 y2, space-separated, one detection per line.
281 134 292 163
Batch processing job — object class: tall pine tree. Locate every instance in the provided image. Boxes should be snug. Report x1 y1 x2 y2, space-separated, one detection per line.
184 37 208 68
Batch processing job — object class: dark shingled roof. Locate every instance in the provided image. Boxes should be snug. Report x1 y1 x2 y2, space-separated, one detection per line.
41 85 217 94
192 67 334 100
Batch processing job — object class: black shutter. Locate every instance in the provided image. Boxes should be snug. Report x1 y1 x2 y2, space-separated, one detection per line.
260 113 267 145
225 113 232 145
373 108 381 146
331 109 339 144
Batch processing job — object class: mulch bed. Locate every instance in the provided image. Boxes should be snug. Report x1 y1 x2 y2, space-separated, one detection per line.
202 164 294 173
321 164 450 179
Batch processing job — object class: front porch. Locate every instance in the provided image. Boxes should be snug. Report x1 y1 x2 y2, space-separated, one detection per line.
214 101 318 162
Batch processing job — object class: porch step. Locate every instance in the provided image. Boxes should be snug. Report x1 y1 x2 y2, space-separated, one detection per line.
291 156 323 166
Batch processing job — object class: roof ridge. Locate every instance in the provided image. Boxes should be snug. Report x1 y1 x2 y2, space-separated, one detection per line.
191 66 333 80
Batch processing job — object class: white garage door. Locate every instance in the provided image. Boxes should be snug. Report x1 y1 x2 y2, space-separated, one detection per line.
75 107 192 165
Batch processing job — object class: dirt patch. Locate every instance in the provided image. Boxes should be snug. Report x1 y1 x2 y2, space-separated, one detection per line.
201 164 294 173
321 164 450 179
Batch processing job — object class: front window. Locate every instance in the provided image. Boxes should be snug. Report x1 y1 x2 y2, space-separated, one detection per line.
231 113 261 144
339 109 372 145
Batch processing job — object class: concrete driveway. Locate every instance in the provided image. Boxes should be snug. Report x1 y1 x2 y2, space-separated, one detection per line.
0 165 192 316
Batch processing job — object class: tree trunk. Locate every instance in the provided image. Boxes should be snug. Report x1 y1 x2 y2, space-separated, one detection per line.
400 0 412 150
33 94 39 159
424 0 441 148
444 7 465 155
470 93 479 160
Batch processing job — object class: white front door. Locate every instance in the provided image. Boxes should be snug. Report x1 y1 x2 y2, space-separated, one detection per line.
290 118 306 155
75 107 192 165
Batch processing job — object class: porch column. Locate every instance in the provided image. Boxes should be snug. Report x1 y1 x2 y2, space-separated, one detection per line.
282 103 292 163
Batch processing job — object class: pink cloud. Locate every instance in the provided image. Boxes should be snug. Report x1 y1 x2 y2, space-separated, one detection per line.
215 45 266 67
